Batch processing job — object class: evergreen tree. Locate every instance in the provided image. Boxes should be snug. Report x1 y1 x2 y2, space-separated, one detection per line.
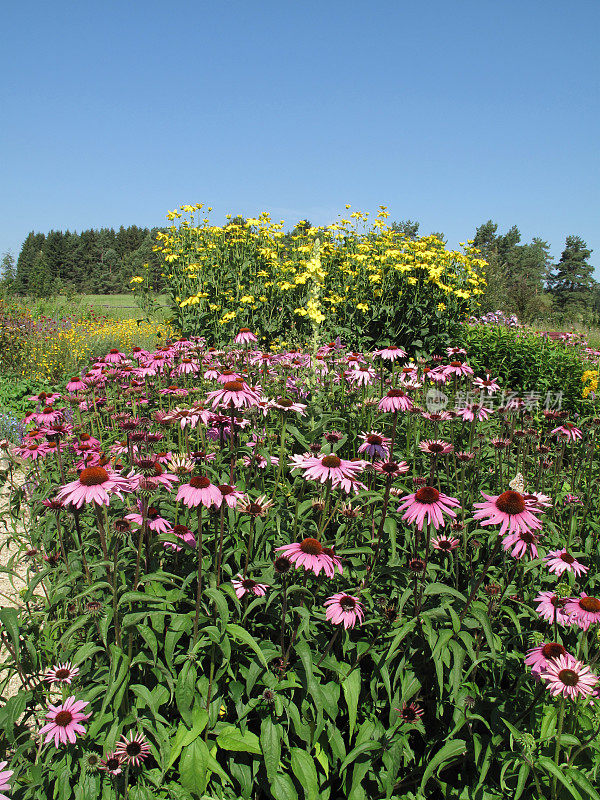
15 232 46 294
0 252 16 293
548 236 595 317
29 250 52 298
391 220 420 240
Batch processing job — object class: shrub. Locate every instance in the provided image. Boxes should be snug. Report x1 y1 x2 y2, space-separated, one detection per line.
132 204 486 354
460 324 596 413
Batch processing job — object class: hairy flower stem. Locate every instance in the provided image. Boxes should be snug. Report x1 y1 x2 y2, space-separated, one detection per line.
242 518 255 578
193 505 204 643
270 414 288 501
459 537 502 623
552 698 566 799
112 539 121 647
363 477 393 586
54 511 69 573
72 509 92 584
280 577 288 660
93 504 110 562
316 628 340 668
0 631 35 690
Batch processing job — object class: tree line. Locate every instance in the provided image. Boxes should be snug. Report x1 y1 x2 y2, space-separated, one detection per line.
1 225 164 296
0 219 596 324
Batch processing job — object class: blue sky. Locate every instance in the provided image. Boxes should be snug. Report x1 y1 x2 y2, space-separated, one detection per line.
2 0 598 269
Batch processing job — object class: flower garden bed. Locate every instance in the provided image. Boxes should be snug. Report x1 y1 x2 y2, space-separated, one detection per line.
1 331 599 799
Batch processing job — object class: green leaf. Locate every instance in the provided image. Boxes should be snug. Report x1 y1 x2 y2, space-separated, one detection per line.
420 739 467 790
270 774 299 800
290 747 319 800
226 623 268 668
566 767 600 800
166 708 209 769
538 757 583 800
216 726 261 754
179 738 210 797
339 741 382 773
260 718 282 784
342 669 361 738
0 607 20 659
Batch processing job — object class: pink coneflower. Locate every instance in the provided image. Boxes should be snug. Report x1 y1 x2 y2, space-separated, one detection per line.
235 328 258 345
473 374 500 395
418 439 453 456
565 595 600 631
206 380 261 409
523 492 553 510
104 348 127 364
551 423 583 441
44 662 80 685
216 368 242 384
39 696 90 747
431 535 460 552
99 752 123 776
35 405 63 426
396 702 424 723
176 476 222 509
490 437 511 449
231 574 269 599
346 367 377 387
271 397 307 415
115 731 151 767
378 389 413 413
397 486 460 531
421 410 453 422
373 346 407 361
525 643 568 676
358 432 391 460
56 466 130 508
125 507 173 535
455 404 492 422
164 524 196 551
217 484 244 509
541 654 597 700
371 461 410 480
534 591 571 627
16 441 51 460
174 358 200 376
289 453 366 489
324 593 364 629
447 346 467 357
545 550 588 577
66 377 87 393
0 761 13 800
443 361 474 378
275 538 342 578
473 491 543 536
502 529 540 559
237 495 275 517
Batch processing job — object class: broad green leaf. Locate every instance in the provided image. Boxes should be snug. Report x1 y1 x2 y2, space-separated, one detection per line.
216 726 261 754
420 739 467 790
290 747 319 800
537 757 583 800
342 669 361 738
226 623 268 668
260 718 281 783
179 738 210 796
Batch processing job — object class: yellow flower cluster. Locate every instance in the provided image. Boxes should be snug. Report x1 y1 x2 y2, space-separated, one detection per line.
146 203 487 339
582 370 598 399
25 318 170 382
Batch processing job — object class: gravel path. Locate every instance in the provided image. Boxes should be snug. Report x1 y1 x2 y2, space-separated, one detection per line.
0 457 30 698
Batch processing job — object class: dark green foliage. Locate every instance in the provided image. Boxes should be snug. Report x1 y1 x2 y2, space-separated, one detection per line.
461 324 588 412
13 226 165 295
548 236 595 318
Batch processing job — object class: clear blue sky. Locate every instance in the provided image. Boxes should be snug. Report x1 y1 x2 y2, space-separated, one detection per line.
2 0 598 269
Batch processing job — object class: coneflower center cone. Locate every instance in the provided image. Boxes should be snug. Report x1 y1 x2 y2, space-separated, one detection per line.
300 538 324 555
579 597 600 613
321 455 341 468
415 486 440 504
542 643 566 659
558 669 579 686
495 490 526 515
79 467 109 486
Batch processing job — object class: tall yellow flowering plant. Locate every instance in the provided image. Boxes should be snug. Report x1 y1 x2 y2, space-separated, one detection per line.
137 203 486 352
